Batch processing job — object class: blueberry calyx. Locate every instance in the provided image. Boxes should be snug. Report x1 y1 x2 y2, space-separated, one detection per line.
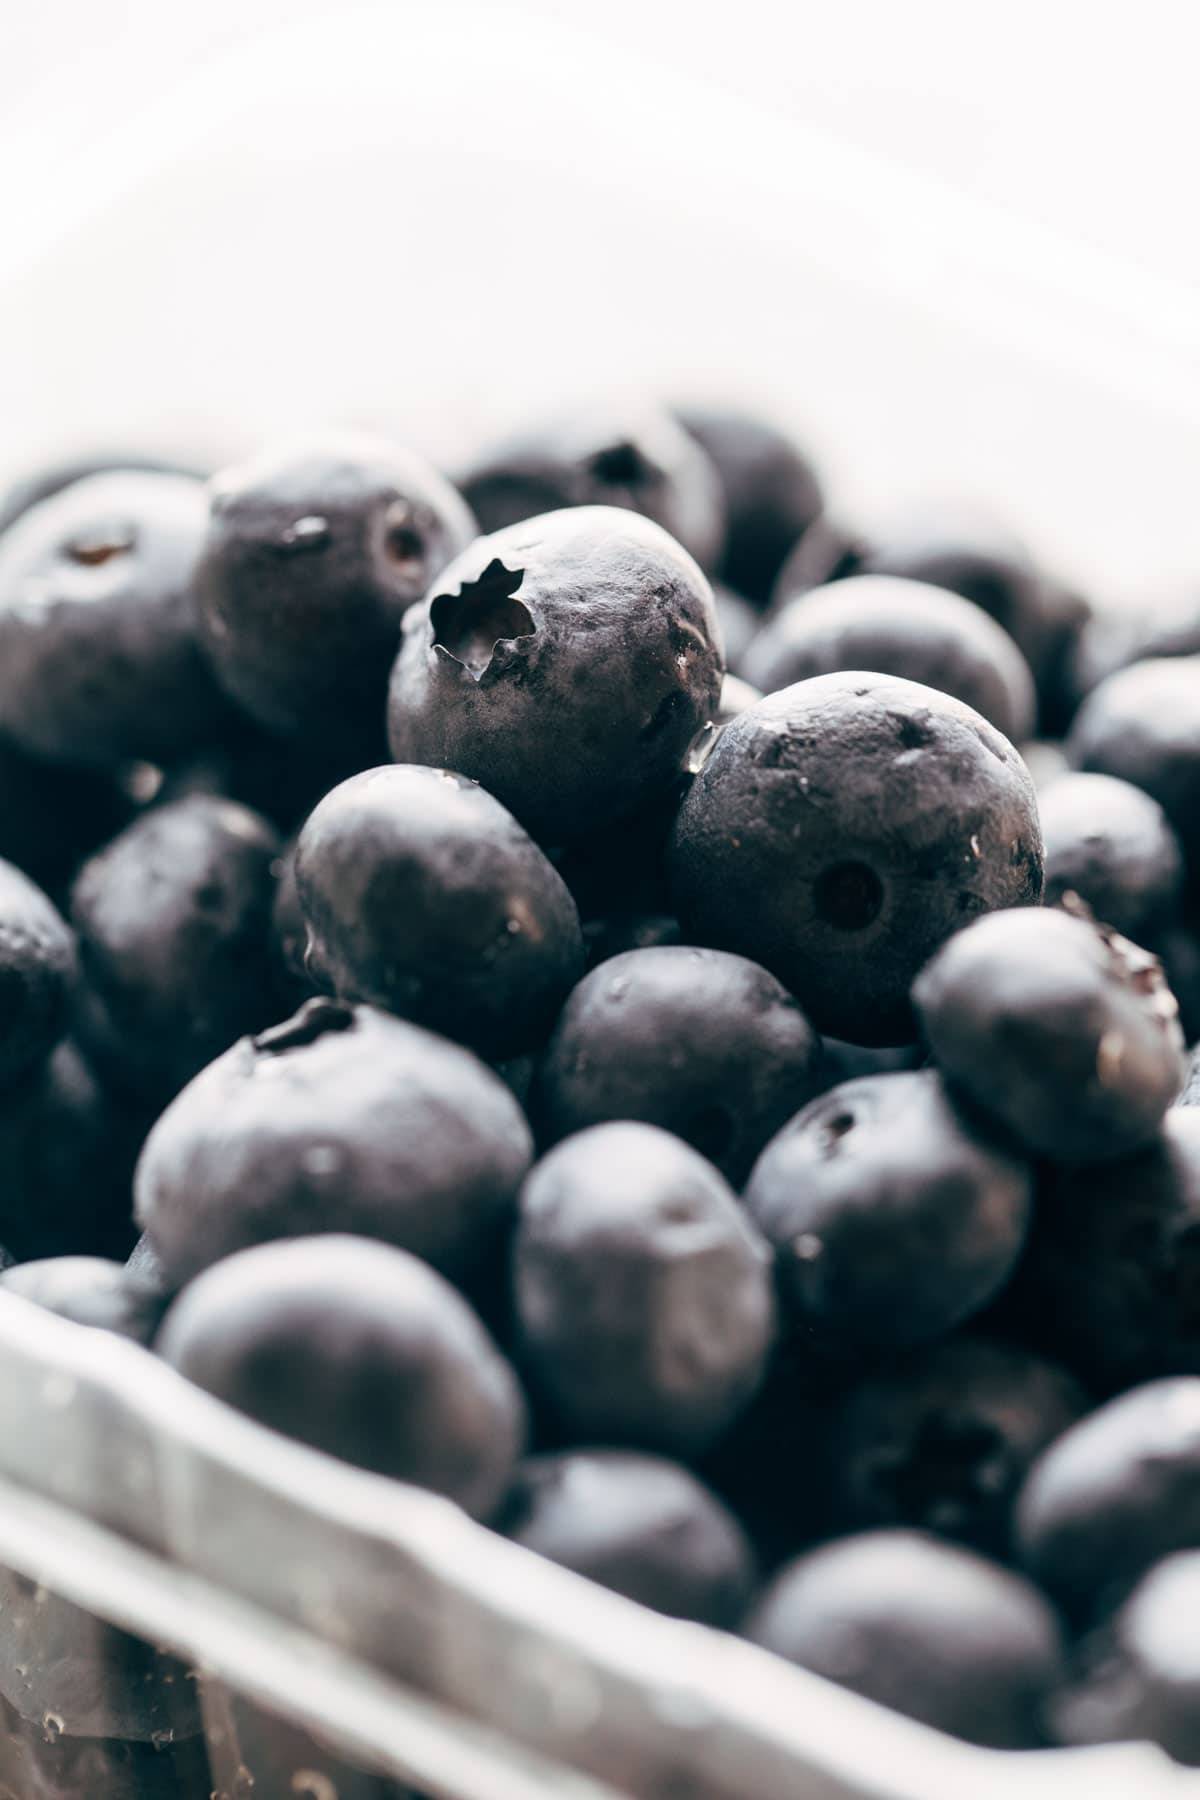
430 557 535 680
252 996 355 1054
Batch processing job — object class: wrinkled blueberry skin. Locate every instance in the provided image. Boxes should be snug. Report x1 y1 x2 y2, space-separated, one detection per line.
997 1110 1200 1395
196 434 475 747
744 576 1037 744
296 765 584 1061
746 1530 1065 1749
499 1449 756 1627
0 472 230 767
0 450 207 537
744 1071 1032 1356
71 794 281 1104
674 405 823 604
1067 657 1200 877
0 1255 167 1345
157 1234 527 1517
1040 772 1185 943
459 405 726 572
827 1335 1086 1558
1056 1550 1200 1765
669 672 1043 1045
513 1122 776 1457
913 906 1186 1163
1018 1377 1200 1623
387 507 724 846
0 859 75 1090
0 1041 148 1263
135 1000 533 1291
775 503 1085 706
532 946 821 1184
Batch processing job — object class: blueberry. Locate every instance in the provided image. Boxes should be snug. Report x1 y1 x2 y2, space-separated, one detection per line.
196 434 475 749
161 709 377 836
513 1121 775 1456
1040 774 1185 942
743 1070 1032 1355
70 793 281 1104
746 1530 1065 1748
386 507 723 845
669 672 1043 1045
998 1109 1200 1394
156 1234 526 1516
715 671 762 725
813 1037 924 1091
135 999 533 1290
0 1042 148 1262
532 946 821 1184
0 1256 167 1344
0 471 229 767
0 859 75 1089
827 1335 1086 1557
1056 1551 1200 1764
0 450 207 536
459 405 725 572
913 905 1186 1162
743 576 1037 744
1067 657 1200 877
1017 1377 1200 1622
674 405 823 603
499 1449 755 1627
295 765 584 1059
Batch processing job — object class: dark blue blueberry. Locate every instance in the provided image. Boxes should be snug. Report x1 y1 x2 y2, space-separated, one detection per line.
669 672 1043 1045
743 575 1037 743
499 1449 755 1627
386 507 723 846
746 1530 1065 1748
1067 657 1200 878
196 434 475 750
674 405 823 602
1017 1377 1200 1622
0 1255 167 1345
532 946 821 1184
513 1122 776 1456
743 1070 1032 1355
70 793 281 1104
1040 772 1185 941
997 1109 1200 1394
295 765 584 1060
156 1234 526 1516
913 905 1186 1162
827 1335 1086 1558
459 404 725 571
0 471 230 767
0 859 75 1089
135 1000 533 1291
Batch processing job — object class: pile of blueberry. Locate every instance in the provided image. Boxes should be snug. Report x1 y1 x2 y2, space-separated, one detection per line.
3 402 1200 1789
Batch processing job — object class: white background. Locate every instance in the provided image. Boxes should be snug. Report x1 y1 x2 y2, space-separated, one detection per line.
2 0 1198 598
